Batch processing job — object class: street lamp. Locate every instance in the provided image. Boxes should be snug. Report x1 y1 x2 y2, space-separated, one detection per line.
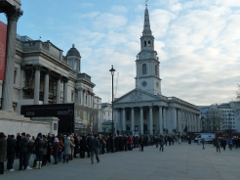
109 65 115 135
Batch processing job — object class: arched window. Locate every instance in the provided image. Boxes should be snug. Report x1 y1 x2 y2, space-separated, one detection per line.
142 64 147 75
148 40 151 46
144 41 147 47
155 65 158 76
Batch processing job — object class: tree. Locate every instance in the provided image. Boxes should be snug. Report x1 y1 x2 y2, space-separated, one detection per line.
205 106 223 131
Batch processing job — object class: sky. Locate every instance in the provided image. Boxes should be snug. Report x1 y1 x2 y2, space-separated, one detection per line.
0 0 240 106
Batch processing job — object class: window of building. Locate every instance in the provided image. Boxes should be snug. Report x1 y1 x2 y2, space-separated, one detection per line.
14 69 17 84
71 91 74 102
142 64 147 75
148 40 151 46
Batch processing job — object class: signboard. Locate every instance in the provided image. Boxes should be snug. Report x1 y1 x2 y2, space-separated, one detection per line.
0 21 7 81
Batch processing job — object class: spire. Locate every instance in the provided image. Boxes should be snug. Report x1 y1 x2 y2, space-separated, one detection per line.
142 4 152 36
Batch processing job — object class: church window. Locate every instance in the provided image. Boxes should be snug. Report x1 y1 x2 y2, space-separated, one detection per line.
144 41 147 47
148 40 151 46
142 64 147 75
155 65 158 76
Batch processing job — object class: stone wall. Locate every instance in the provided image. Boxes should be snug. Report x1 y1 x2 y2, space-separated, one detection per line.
0 110 59 136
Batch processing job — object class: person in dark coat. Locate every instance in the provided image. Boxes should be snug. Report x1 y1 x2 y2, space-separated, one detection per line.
53 137 60 164
34 133 46 169
88 134 100 164
7 135 16 171
0 132 7 174
73 133 79 158
19 132 28 170
80 135 87 158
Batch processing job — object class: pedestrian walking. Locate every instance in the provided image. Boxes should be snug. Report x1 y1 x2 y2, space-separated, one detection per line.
202 138 205 149
159 135 165 152
88 134 100 164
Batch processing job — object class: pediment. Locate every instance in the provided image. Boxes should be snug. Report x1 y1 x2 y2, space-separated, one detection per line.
114 89 160 104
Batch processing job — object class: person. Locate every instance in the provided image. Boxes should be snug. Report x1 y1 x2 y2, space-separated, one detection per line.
19 132 28 170
34 133 46 169
88 134 100 164
73 133 79 158
7 135 16 172
53 137 60 164
228 138 233 150
69 135 75 160
202 138 205 149
139 135 144 152
26 134 34 169
0 132 7 174
216 138 221 153
63 136 75 163
159 135 165 152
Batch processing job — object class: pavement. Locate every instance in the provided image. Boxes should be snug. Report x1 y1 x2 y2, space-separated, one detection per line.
1 142 240 180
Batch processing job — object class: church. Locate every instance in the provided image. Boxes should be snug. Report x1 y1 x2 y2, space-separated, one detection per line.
113 5 200 135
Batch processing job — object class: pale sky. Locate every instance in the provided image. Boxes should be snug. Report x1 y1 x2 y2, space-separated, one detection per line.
0 0 240 106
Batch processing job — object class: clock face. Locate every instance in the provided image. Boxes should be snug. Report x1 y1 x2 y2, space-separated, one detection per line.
142 52 147 58
142 81 147 87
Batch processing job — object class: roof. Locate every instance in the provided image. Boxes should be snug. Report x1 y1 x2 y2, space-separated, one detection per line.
66 44 81 58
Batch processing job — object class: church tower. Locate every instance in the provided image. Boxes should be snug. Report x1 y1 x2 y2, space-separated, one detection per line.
135 4 161 95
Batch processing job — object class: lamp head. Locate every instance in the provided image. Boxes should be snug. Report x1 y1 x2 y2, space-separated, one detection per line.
109 65 115 75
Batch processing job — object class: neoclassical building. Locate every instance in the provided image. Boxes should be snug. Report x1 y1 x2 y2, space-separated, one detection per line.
113 5 200 135
0 0 101 135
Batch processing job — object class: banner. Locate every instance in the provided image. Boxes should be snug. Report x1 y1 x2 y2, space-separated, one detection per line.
0 21 7 81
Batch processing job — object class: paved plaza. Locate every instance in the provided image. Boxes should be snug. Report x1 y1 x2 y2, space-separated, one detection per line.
1 142 240 180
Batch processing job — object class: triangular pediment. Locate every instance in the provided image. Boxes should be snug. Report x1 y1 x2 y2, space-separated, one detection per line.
114 89 161 104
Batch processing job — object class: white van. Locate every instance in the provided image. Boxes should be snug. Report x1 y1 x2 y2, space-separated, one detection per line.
194 133 215 143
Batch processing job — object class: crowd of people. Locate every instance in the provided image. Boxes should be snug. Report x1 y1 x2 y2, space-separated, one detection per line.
1 130 238 175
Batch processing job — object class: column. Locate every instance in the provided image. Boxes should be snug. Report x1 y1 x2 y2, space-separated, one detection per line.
140 107 143 134
77 89 81 104
131 107 135 133
172 107 177 131
63 80 68 103
149 106 153 135
159 106 163 134
56 78 61 104
34 66 40 104
163 107 166 129
122 108 126 131
43 71 49 104
2 7 22 110
114 109 117 133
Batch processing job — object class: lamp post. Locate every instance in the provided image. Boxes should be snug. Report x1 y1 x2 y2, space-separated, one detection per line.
109 65 115 135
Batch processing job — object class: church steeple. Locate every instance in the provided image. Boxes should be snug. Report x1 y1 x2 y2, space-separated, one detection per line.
135 3 161 95
140 5 154 51
142 5 152 36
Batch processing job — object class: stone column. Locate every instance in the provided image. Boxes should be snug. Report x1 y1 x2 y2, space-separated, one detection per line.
172 107 177 131
140 107 143 134
131 107 135 133
163 107 166 129
56 78 61 104
43 71 49 104
159 106 163 134
34 66 40 104
149 106 153 135
77 89 81 104
2 7 22 111
63 80 68 103
122 108 126 131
